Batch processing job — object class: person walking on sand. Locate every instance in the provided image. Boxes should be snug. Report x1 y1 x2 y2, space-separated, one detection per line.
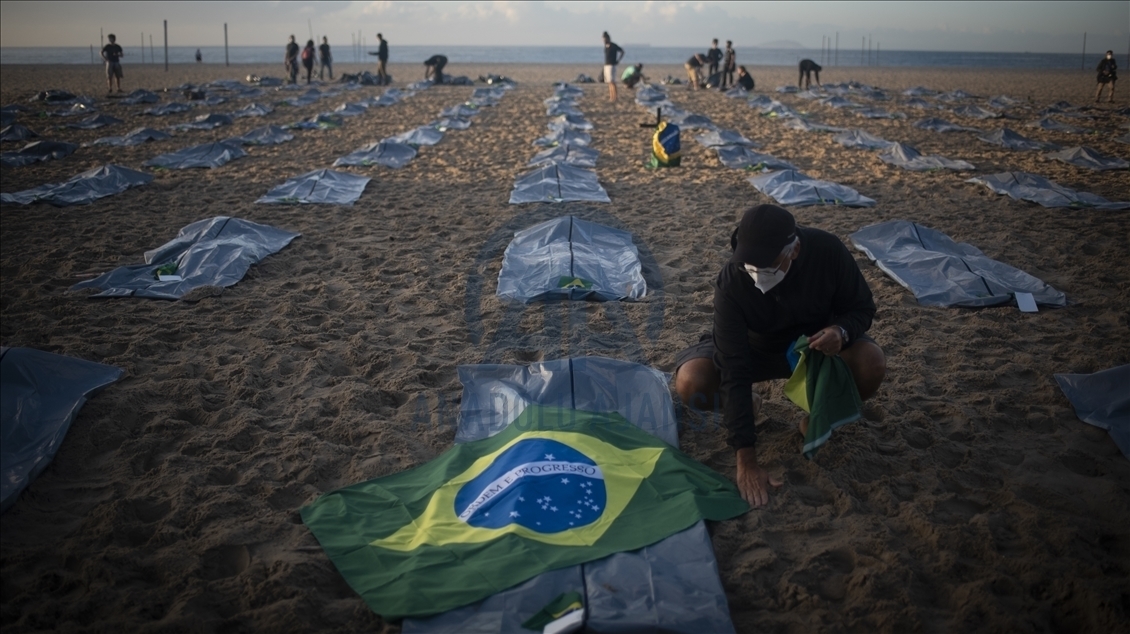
722 40 737 89
602 32 624 101
101 34 124 94
285 35 300 85
673 204 886 509
376 33 389 86
195 48 202 63
318 37 333 80
301 39 316 84
1095 50 1117 103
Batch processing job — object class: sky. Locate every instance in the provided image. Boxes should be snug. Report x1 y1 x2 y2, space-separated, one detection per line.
0 1 1126 53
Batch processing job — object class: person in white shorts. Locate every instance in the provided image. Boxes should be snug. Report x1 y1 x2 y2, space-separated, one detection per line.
602 31 624 102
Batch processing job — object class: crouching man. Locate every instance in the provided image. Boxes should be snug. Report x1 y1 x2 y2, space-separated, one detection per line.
674 204 886 508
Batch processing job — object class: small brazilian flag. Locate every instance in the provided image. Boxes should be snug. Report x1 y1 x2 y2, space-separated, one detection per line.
301 406 748 620
784 335 863 459
557 276 593 290
649 121 681 167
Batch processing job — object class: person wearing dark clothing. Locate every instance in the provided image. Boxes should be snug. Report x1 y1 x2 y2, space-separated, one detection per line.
195 49 202 63
376 33 389 85
302 39 316 84
798 58 822 89
319 37 333 80
602 32 625 101
685 53 707 90
707 39 722 77
674 205 886 509
285 35 300 85
736 65 754 91
424 54 447 84
101 34 124 93
722 41 736 88
1095 50 1117 103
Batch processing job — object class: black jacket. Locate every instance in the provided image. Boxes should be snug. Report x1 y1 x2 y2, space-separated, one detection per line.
378 40 389 62
712 227 875 450
1097 57 1117 81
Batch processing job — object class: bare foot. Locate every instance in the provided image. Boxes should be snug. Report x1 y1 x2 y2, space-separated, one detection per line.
797 414 809 437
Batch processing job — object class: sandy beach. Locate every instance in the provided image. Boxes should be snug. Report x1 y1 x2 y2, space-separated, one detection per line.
1 61 1128 633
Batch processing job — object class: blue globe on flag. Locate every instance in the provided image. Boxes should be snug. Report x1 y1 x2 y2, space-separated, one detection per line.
454 439 607 533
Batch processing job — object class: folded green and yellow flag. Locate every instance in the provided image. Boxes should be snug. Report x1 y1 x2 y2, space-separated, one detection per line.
301 406 748 620
784 335 863 459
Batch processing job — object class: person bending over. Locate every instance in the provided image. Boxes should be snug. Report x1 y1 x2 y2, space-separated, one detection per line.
798 58 822 89
673 204 886 508
621 63 645 90
685 53 707 90
424 54 447 84
602 32 625 101
1095 50 1117 103
101 34 124 93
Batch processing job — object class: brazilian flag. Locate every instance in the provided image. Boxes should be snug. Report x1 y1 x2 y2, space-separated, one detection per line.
649 121 681 167
301 406 748 619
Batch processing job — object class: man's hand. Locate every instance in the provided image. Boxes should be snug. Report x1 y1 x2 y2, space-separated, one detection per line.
735 447 782 508
808 326 845 356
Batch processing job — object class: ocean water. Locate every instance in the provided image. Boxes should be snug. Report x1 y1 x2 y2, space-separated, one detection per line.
0 45 1099 70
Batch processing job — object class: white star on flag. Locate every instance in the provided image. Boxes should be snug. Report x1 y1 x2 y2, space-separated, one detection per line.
544 453 555 460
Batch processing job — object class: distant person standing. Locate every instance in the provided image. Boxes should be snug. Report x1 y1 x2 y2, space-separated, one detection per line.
1095 50 1117 103
602 31 624 101
319 37 333 80
376 33 389 85
285 35 300 84
685 52 707 90
101 34 124 94
424 54 447 84
301 39 316 84
707 39 722 78
722 41 737 89
195 48 202 63
798 59 822 89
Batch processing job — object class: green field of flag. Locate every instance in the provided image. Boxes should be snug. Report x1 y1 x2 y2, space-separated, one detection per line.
301 405 748 619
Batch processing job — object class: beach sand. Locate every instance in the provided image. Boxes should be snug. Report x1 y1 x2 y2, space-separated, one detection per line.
1 62 1128 632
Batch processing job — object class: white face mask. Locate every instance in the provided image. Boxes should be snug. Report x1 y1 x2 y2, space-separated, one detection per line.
743 237 798 294
744 265 788 294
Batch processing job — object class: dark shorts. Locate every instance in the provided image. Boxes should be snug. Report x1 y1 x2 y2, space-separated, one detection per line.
106 61 123 79
674 331 877 382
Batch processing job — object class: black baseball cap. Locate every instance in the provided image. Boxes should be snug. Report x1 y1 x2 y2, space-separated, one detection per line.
731 204 797 267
